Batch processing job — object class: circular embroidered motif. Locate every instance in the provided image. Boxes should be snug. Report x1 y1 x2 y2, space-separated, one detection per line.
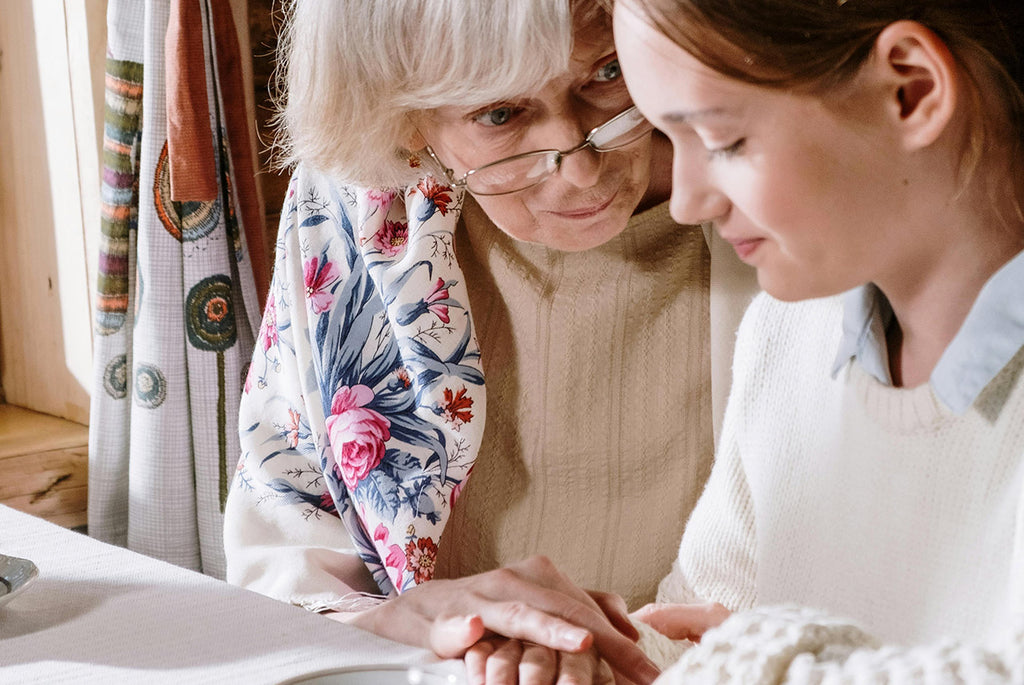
134 363 167 409
185 275 237 352
102 354 128 399
153 141 221 242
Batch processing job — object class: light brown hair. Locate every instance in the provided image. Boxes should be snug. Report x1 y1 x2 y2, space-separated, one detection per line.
622 0 1024 223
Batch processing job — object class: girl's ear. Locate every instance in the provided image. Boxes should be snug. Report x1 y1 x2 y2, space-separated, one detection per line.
870 20 959 151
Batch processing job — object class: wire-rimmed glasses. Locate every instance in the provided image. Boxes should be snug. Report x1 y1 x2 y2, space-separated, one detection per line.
424 106 654 197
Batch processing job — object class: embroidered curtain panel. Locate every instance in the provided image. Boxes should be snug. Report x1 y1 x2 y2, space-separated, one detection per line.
88 0 268 578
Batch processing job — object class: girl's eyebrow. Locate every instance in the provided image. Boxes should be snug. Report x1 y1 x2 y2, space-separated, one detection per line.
662 107 731 124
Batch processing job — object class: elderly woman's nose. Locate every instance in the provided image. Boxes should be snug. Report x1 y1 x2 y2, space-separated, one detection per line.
558 145 603 188
669 141 729 225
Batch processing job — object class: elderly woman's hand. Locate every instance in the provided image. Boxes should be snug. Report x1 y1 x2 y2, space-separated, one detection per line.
344 556 660 684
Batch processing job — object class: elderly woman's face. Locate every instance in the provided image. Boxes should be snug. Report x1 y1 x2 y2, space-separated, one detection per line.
415 24 654 251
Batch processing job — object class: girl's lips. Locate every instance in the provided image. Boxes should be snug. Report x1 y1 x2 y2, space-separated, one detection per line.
726 236 765 260
549 191 618 219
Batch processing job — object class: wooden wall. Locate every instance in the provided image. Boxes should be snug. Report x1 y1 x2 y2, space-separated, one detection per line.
248 0 289 255
0 1 106 425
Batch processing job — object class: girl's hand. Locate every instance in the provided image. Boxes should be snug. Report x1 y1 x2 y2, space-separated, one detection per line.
631 601 731 642
345 555 660 684
464 638 617 685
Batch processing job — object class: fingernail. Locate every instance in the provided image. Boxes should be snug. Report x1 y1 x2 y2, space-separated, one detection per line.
458 614 482 636
559 627 590 649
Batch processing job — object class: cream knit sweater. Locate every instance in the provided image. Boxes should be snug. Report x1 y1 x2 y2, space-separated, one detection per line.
436 198 723 607
652 292 1024 682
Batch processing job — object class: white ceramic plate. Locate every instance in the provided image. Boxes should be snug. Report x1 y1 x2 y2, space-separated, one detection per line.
0 553 38 607
280 665 463 685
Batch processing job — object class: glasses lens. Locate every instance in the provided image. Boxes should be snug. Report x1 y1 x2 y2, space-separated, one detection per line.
590 107 654 151
465 152 559 196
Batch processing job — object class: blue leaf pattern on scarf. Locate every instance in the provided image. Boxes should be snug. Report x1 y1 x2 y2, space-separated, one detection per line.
234 166 484 595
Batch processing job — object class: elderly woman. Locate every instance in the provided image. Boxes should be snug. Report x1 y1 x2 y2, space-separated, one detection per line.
224 0 755 682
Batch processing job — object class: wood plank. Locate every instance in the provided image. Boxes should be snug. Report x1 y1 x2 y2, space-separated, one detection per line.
0 404 88 529
2 485 87 523
0 446 88 500
44 510 88 530
0 405 88 460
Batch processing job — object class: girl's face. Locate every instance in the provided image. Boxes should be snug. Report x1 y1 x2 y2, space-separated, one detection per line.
614 5 915 301
414 25 657 252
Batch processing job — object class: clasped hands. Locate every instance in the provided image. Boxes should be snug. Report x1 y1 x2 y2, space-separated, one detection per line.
343 555 730 684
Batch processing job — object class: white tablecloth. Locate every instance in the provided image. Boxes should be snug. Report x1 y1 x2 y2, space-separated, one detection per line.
0 505 464 683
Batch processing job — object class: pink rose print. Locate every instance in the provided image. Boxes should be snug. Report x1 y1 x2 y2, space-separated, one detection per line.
284 408 302 448
367 188 397 212
385 545 407 574
325 385 392 489
374 523 408 588
259 294 278 352
450 480 465 508
425 277 450 324
372 220 409 257
319 490 339 517
450 465 473 508
303 256 340 314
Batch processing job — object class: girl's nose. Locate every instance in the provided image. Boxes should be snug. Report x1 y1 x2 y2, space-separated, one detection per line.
669 138 730 226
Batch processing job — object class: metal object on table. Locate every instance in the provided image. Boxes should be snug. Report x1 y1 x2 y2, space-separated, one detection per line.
0 553 39 607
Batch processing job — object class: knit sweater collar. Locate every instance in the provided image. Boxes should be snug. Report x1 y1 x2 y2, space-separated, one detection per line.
831 248 1024 415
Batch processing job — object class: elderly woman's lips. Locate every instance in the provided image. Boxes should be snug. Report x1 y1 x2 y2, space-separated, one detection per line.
549 191 617 219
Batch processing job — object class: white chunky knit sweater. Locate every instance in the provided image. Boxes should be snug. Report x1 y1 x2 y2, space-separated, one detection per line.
652 292 1024 683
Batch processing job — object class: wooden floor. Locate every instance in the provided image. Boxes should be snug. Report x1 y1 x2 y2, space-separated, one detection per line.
0 403 88 528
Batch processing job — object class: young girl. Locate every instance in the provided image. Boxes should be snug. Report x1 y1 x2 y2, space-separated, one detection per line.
614 0 1024 681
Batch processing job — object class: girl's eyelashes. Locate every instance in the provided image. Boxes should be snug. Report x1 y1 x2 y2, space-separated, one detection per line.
709 138 747 158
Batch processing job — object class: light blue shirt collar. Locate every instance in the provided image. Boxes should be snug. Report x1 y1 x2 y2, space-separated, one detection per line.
831 248 1024 414
832 283 894 387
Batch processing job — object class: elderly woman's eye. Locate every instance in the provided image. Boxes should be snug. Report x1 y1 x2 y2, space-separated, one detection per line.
473 106 516 127
594 59 622 83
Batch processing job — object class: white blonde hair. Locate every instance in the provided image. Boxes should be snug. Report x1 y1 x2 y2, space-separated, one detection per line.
274 0 581 188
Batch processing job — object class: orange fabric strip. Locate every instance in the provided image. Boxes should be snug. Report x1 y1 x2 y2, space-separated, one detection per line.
166 0 218 201
209 0 269 308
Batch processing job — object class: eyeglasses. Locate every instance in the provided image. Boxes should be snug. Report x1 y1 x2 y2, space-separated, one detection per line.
424 106 654 197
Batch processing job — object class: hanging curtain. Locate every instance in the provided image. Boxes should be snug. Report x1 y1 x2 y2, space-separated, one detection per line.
88 0 269 578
